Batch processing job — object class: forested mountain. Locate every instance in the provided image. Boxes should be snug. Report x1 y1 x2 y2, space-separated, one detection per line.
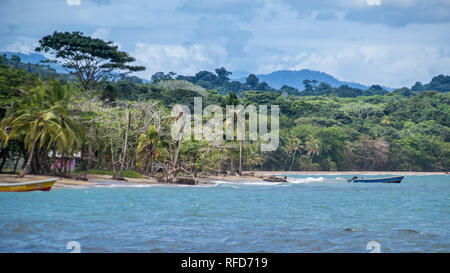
6 50 450 96
0 52 72 81
0 51 65 73
235 69 369 90
156 68 449 97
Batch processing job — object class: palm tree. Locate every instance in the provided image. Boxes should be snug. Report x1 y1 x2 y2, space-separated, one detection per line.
0 128 8 154
304 138 320 158
137 125 160 174
221 92 242 174
2 81 84 177
287 135 302 171
244 143 262 170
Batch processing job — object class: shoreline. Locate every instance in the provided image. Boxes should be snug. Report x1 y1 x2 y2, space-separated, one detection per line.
0 171 447 189
0 174 159 189
254 171 448 176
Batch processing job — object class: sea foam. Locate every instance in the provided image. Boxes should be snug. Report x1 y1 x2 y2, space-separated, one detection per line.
288 177 325 184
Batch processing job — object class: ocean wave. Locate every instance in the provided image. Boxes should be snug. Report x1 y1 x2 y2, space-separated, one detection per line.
212 180 282 186
397 229 434 236
91 182 220 188
343 227 366 232
93 183 159 188
288 177 325 184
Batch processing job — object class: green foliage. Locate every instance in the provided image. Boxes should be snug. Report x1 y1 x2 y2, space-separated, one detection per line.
1 79 85 175
0 61 39 108
0 54 71 82
423 75 450 92
0 33 448 175
172 68 274 95
76 169 144 178
390 135 449 171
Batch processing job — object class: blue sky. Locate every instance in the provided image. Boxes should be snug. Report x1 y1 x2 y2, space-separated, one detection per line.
1 0 450 88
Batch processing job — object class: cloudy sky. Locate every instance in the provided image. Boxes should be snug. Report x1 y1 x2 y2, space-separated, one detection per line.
1 0 450 88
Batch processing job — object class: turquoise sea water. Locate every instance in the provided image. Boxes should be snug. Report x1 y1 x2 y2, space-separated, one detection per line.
0 174 449 253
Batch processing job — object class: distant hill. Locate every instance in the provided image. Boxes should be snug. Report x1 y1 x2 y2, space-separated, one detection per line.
0 51 153 83
1 51 46 63
0 51 66 73
156 80 207 96
0 51 413 93
233 69 373 90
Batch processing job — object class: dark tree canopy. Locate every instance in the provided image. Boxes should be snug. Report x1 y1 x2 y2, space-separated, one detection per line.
215 67 232 84
151 71 176 83
35 31 145 91
246 74 259 88
280 85 299 96
425 74 450 92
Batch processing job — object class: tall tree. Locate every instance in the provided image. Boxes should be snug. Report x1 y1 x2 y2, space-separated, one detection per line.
36 31 144 173
137 125 159 174
113 109 131 180
246 74 259 89
215 67 231 84
287 136 302 171
35 31 145 92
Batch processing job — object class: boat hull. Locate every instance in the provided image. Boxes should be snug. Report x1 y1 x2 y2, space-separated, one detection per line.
0 178 58 192
353 176 404 183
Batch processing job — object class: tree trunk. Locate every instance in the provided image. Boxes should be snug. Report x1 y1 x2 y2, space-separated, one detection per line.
239 140 243 175
110 136 115 173
173 138 181 169
36 149 44 175
289 149 297 171
145 156 151 175
193 154 198 178
87 116 96 170
65 158 70 175
173 123 184 171
150 140 157 173
17 134 37 178
0 153 7 173
13 150 22 173
149 153 154 173
117 110 131 179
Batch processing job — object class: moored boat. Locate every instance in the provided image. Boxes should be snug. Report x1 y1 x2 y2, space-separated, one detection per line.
348 176 404 183
0 178 58 192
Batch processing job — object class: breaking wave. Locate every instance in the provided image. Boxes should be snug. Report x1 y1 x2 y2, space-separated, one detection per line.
213 180 282 186
288 177 325 184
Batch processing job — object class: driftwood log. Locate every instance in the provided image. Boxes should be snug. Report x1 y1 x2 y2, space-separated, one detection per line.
174 176 197 185
263 175 288 182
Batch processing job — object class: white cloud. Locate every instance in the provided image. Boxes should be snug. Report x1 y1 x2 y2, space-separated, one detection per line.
91 28 110 40
286 45 450 87
132 43 228 78
66 0 81 6
4 38 38 54
90 27 124 49
5 41 34 54
1 0 449 87
366 0 381 6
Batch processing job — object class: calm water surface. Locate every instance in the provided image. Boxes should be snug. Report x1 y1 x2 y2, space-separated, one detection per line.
0 174 449 252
